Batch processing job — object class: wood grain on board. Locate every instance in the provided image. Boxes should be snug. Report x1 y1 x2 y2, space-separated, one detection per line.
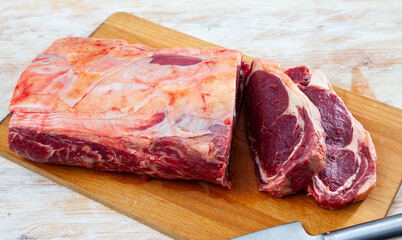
1 12 401 240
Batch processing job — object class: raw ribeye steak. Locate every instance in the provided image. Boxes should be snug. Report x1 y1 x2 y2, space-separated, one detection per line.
244 58 326 197
8 37 245 188
285 67 377 209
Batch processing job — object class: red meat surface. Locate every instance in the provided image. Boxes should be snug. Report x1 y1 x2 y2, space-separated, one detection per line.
244 59 326 197
8 37 245 188
286 67 377 209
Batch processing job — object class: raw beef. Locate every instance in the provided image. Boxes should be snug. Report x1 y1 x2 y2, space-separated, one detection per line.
8 37 245 188
244 58 326 197
285 67 377 209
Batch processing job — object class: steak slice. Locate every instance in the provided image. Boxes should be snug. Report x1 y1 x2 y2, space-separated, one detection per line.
285 67 377 209
244 58 326 197
8 37 245 188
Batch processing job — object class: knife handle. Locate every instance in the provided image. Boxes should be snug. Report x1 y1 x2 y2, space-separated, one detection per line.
323 213 402 240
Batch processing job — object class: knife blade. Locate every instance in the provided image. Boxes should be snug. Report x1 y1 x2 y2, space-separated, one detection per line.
231 213 402 240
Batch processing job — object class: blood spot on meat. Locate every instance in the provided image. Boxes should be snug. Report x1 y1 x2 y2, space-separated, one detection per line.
241 61 250 77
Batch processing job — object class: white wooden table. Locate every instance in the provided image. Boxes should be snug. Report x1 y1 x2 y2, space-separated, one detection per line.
1 1 401 239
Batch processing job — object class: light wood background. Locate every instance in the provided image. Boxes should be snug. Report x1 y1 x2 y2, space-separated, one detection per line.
1 1 401 239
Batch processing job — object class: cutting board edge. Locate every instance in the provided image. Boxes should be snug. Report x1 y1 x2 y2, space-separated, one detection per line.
385 180 402 216
1 113 9 124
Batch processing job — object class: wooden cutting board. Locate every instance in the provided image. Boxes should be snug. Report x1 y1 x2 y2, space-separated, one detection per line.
1 12 401 240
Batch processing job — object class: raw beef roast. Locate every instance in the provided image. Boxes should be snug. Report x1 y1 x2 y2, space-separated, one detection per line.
8 37 245 188
285 67 377 209
244 58 326 197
